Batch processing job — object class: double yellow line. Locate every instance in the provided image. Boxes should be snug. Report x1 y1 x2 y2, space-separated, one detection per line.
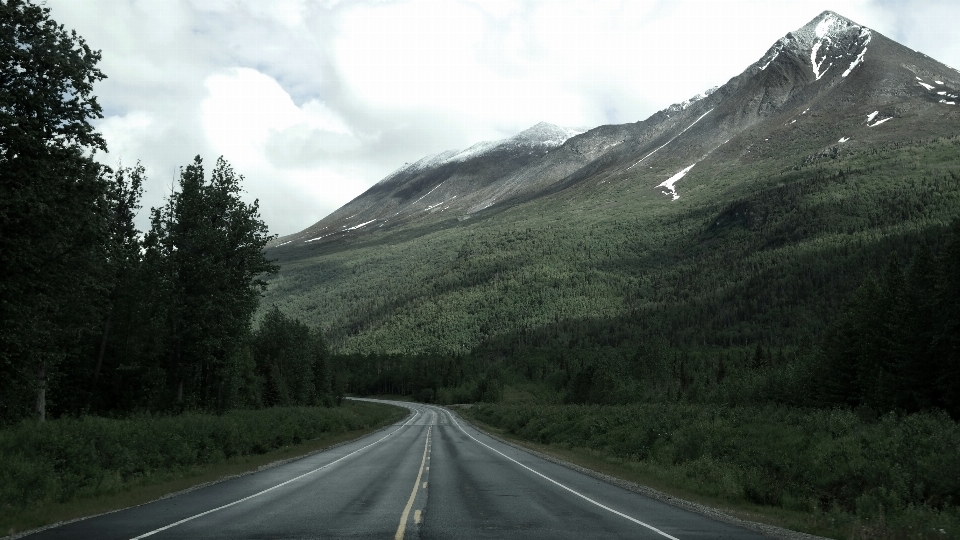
395 425 431 540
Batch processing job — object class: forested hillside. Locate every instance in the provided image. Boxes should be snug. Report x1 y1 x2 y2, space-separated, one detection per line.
263 133 960 416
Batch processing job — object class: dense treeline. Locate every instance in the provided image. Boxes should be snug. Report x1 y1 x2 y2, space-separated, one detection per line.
0 1 337 425
817 225 960 415
248 307 342 408
331 352 502 404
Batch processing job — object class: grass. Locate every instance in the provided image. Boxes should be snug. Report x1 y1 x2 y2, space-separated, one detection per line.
1 402 407 538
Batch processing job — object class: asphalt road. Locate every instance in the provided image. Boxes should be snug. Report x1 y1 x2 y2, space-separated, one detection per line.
24 400 773 539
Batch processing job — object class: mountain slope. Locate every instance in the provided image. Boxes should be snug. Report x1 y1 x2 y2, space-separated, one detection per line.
262 11 960 357
273 10 958 252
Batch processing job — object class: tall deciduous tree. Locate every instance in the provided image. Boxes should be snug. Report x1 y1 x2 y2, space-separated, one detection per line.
0 0 109 422
145 156 277 411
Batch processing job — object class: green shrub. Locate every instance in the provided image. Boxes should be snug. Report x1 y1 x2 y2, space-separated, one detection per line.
466 403 960 538
0 403 402 512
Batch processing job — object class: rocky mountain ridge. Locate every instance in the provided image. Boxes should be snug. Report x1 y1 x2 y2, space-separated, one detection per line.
272 10 959 250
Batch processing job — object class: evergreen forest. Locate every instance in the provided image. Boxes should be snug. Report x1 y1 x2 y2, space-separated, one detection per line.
0 0 339 425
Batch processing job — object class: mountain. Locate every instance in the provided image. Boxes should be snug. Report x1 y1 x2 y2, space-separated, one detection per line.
263 11 960 357
276 122 584 246
273 10 958 251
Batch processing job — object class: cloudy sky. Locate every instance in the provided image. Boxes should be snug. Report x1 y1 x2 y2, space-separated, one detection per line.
46 0 960 237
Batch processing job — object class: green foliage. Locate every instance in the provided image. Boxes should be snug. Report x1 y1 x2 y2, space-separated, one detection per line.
0 0 111 423
0 402 404 515
816 225 960 417
250 307 335 407
145 156 278 411
0 2 282 424
466 403 960 538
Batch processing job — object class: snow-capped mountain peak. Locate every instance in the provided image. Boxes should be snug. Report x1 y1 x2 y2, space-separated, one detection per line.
513 122 585 146
753 11 872 83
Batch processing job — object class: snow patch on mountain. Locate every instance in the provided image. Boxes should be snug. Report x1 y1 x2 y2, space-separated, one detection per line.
657 164 696 200
815 14 837 38
304 232 335 243
915 79 959 102
413 182 445 204
346 219 376 231
449 140 499 163
625 109 714 171
842 29 871 77
760 50 780 71
809 13 839 80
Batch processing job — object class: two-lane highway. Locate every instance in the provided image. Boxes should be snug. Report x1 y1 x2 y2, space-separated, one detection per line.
23 401 773 539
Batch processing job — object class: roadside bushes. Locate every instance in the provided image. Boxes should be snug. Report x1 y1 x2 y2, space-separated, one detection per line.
0 403 404 512
466 403 960 537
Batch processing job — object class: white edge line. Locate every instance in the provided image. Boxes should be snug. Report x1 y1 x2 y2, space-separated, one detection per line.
443 408 680 540
129 408 422 539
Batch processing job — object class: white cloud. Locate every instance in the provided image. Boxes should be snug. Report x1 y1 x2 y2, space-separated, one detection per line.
43 0 960 236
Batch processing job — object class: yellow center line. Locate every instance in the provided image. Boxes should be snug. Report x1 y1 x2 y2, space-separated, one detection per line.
395 426 430 540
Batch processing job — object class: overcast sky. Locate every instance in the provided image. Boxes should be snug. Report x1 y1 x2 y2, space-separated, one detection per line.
46 0 960 237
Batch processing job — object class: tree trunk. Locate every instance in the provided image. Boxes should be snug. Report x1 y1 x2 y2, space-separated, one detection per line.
36 359 47 421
